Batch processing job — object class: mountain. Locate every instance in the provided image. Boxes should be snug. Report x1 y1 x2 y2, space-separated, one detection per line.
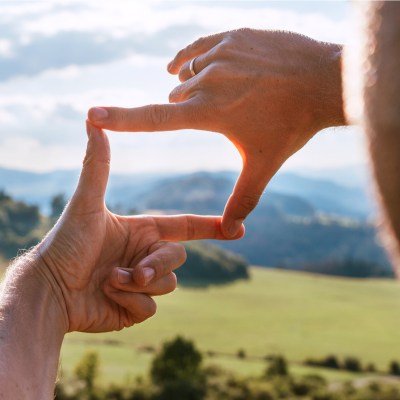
0 166 374 219
268 172 376 220
0 166 389 274
135 172 389 271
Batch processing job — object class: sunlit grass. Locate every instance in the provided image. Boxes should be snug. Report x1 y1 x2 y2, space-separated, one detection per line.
60 267 400 386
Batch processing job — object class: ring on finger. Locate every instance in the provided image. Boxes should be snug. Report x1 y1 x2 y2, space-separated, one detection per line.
189 57 197 77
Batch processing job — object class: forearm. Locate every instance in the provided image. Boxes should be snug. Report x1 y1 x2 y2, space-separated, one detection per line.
0 251 66 399
360 2 400 271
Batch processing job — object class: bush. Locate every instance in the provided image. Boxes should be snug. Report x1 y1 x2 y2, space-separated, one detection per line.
390 361 400 376
343 356 362 372
265 355 289 378
305 355 340 369
151 336 203 385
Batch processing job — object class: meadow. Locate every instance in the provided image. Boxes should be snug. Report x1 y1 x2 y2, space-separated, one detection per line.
59 267 400 386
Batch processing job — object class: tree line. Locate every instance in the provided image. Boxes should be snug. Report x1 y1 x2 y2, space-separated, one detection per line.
55 336 400 400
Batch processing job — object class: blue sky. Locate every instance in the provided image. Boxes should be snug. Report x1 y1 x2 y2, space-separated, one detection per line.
0 0 367 174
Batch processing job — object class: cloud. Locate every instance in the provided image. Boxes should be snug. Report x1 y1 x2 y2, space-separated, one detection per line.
0 26 208 81
0 1 363 173
0 1 352 81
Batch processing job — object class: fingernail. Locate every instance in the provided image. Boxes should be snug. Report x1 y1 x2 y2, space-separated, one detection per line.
143 267 155 286
227 219 244 238
167 61 173 71
117 269 132 284
89 107 108 121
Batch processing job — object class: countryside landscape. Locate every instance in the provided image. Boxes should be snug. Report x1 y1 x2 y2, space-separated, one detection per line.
2 1 400 399
2 165 400 399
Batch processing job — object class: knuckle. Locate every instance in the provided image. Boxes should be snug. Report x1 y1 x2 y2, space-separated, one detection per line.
163 273 178 294
111 109 127 125
192 35 207 49
135 299 157 323
171 242 187 265
176 48 185 60
179 245 187 265
239 193 261 214
148 254 163 276
185 215 196 241
213 42 232 59
178 68 186 82
145 104 169 128
169 90 177 103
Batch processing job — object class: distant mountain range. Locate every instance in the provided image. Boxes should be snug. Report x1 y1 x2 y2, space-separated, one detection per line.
0 165 390 272
0 165 376 219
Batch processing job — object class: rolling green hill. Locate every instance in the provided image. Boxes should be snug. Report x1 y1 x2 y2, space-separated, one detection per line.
60 267 400 385
0 167 390 273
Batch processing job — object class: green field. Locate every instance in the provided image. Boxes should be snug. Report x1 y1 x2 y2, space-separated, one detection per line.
59 267 400 385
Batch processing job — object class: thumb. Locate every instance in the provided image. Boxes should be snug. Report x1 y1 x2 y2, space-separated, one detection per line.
70 121 110 211
222 161 270 238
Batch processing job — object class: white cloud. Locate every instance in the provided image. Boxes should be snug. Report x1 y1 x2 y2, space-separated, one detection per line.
0 1 363 174
0 39 13 58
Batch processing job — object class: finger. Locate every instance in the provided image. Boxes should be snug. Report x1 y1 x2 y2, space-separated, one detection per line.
152 214 245 241
177 47 219 83
87 101 200 132
109 268 177 294
133 242 185 287
169 78 199 103
222 161 273 238
179 56 202 83
70 121 110 211
105 291 157 327
167 32 225 74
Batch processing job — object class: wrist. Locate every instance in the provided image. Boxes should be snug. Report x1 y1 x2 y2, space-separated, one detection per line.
0 250 67 398
315 43 347 129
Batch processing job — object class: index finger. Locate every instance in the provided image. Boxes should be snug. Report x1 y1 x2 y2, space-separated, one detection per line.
87 101 200 132
153 214 245 241
167 32 225 74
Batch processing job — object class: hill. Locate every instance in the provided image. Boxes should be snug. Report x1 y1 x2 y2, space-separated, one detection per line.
135 172 390 272
182 241 249 286
0 166 390 273
0 191 45 259
0 166 374 219
0 191 249 285
60 267 400 385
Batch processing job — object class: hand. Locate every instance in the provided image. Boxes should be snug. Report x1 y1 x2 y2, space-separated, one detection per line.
88 28 345 237
36 122 244 334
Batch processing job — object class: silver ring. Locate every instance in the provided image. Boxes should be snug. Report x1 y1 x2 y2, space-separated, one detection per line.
189 57 197 77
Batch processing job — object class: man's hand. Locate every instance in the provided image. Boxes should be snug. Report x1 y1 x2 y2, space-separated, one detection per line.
0 122 243 398
88 29 345 237
37 122 244 333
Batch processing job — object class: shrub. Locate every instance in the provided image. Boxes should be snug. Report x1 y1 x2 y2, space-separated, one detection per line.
74 351 100 396
150 336 203 385
265 355 289 378
389 361 400 376
343 356 362 372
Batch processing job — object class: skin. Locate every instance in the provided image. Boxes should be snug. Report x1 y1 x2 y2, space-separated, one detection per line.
88 28 345 238
0 122 243 399
357 2 400 272
3 1 400 397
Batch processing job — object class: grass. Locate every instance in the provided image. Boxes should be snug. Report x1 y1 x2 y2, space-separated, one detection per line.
60 267 400 386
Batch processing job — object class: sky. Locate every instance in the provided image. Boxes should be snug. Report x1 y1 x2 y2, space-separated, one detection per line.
0 0 368 174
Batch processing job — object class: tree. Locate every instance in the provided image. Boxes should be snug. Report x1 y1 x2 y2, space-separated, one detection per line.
390 361 400 376
51 193 67 221
151 336 203 385
343 356 361 372
265 355 289 378
74 351 100 399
